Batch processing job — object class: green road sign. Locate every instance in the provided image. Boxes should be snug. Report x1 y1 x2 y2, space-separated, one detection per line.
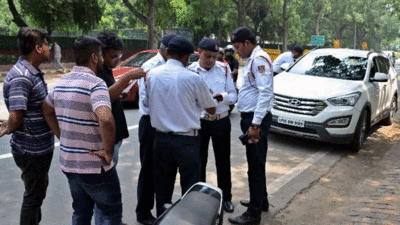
311 35 325 46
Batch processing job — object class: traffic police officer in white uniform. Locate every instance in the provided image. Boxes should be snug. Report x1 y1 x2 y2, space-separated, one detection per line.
188 37 237 213
272 46 303 75
143 35 217 217
228 27 274 225
136 33 177 225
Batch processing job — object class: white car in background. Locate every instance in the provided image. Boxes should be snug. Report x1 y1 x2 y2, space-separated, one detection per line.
271 48 398 151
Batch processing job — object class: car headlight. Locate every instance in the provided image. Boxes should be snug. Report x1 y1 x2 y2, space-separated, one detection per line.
326 116 352 127
328 92 361 106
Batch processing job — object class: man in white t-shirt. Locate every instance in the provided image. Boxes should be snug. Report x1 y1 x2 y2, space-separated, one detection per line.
272 46 303 75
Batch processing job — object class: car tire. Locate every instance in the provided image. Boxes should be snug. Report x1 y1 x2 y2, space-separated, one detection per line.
381 96 397 126
349 109 368 152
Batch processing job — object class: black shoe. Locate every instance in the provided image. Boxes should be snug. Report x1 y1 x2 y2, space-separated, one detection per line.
240 199 269 212
223 200 235 213
137 215 156 225
228 211 261 224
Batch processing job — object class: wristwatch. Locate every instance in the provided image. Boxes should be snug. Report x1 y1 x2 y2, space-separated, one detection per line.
251 124 260 130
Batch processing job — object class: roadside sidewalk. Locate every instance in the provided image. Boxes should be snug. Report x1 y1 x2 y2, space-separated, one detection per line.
344 138 400 225
0 62 75 82
344 111 400 225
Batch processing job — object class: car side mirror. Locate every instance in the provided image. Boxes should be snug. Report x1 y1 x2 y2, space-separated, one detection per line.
280 63 290 71
371 72 389 82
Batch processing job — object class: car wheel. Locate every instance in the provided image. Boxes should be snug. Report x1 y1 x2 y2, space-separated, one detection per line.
349 109 368 152
381 96 397 126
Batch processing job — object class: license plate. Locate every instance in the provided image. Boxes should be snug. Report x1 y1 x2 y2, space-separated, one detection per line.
277 117 305 128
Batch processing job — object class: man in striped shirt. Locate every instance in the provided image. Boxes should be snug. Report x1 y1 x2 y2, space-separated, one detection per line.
0 27 54 225
42 36 131 224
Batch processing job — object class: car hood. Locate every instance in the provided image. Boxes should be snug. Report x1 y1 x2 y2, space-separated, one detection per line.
112 66 138 79
274 72 364 100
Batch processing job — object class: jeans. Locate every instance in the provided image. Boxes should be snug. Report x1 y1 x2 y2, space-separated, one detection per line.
93 140 123 225
240 112 272 216
64 167 123 225
112 140 123 166
12 149 53 225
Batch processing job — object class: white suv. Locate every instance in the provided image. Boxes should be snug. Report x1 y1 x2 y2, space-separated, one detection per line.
271 48 398 151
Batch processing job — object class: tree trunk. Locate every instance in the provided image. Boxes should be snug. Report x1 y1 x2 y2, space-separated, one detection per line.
315 7 324 35
353 23 357 49
238 0 246 26
8 0 28 27
123 0 157 49
147 0 157 49
282 0 288 52
338 25 347 44
217 0 224 43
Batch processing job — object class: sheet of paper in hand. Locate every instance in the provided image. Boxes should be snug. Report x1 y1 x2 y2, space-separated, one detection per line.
122 80 138 94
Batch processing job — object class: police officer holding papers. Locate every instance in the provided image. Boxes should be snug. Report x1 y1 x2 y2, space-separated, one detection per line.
143 35 217 217
228 27 274 225
188 37 237 213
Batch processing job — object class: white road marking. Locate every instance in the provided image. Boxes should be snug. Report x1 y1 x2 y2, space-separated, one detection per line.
268 150 330 194
0 124 140 159
0 125 330 196
0 153 12 159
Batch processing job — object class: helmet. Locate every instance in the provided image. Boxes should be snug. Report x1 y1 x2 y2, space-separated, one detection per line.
218 47 225 54
225 45 235 52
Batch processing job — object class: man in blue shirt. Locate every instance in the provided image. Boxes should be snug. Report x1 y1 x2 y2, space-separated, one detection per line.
0 27 54 225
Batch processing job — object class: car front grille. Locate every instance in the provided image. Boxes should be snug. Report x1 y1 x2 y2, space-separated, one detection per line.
273 94 327 116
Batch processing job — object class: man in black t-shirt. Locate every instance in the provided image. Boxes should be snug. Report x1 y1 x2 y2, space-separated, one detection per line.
96 31 145 166
225 44 239 113
225 44 239 83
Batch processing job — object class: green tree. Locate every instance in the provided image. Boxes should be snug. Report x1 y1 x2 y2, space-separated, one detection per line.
97 0 137 30
18 0 104 36
123 0 158 49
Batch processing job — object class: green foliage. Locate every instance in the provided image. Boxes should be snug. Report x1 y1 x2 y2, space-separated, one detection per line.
97 0 137 30
0 0 25 35
0 54 17 64
19 0 104 34
0 0 399 51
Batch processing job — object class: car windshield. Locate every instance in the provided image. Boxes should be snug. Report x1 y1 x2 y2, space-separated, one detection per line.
121 52 157 67
288 51 368 80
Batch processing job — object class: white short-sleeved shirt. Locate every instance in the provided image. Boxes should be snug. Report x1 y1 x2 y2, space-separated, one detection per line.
188 61 237 115
143 59 217 132
272 51 294 73
139 52 165 115
238 45 274 125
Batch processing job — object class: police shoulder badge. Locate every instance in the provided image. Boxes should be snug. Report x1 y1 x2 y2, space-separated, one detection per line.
258 65 266 73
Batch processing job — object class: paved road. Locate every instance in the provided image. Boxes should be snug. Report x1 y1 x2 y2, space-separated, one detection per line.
0 61 399 224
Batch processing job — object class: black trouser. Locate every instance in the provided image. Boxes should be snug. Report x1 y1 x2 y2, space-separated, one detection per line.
136 115 156 220
199 116 232 201
240 112 272 217
12 149 53 225
153 132 200 217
